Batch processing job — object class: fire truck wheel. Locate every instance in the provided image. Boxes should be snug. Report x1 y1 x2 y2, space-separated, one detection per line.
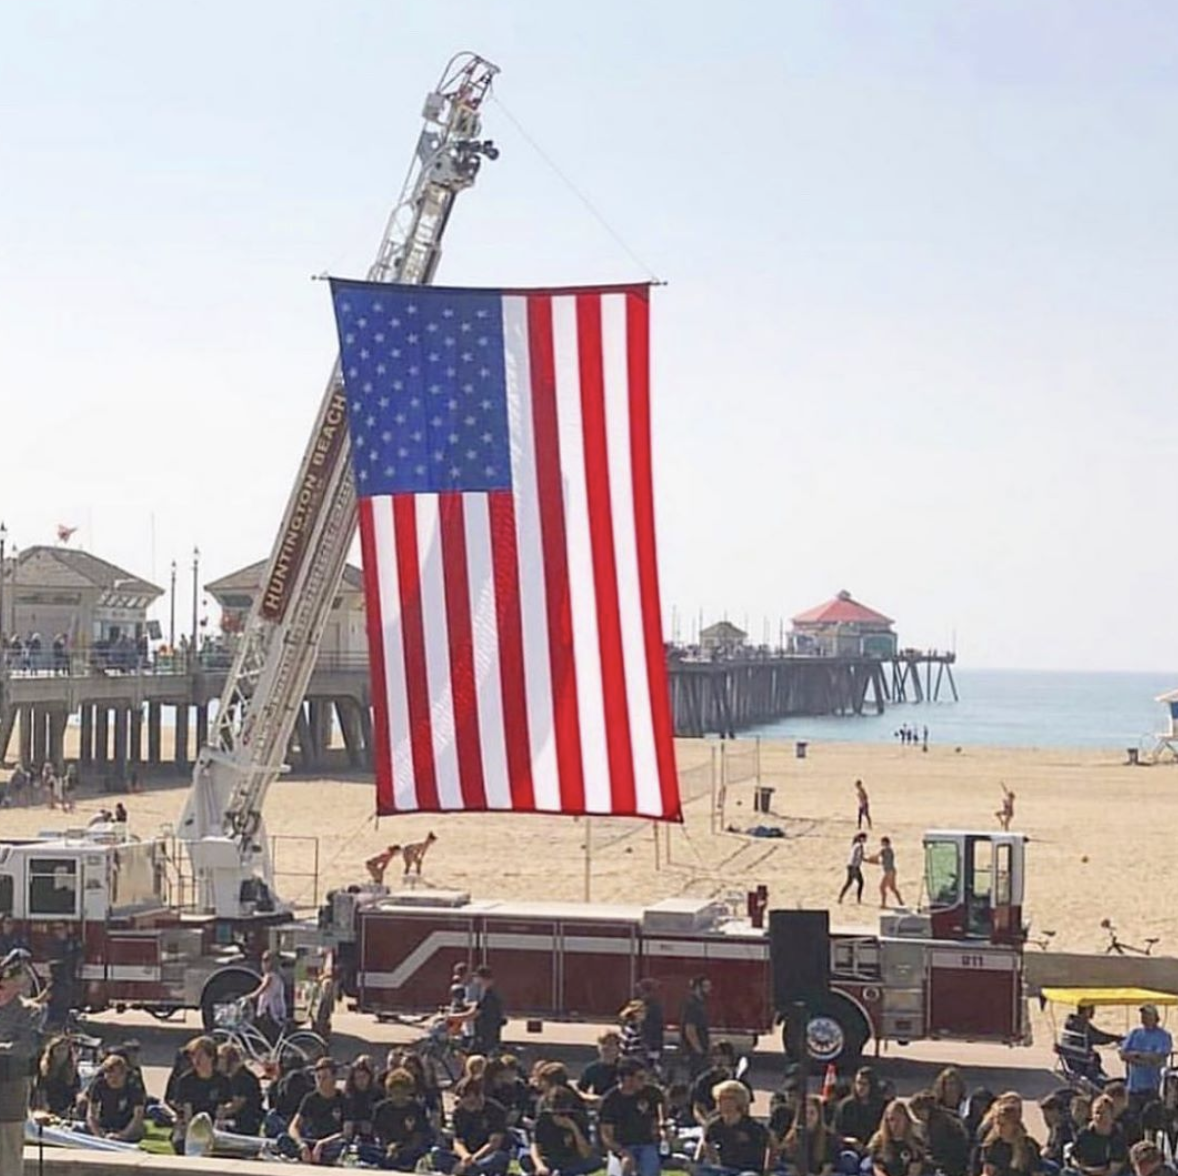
783 995 870 1068
200 968 261 1032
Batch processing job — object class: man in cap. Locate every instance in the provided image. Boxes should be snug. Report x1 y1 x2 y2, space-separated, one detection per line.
0 950 49 1176
1120 1004 1173 1116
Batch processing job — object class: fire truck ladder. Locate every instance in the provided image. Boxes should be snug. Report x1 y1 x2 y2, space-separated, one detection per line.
178 53 499 918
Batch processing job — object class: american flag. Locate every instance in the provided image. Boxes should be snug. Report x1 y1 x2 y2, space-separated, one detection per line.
330 280 680 820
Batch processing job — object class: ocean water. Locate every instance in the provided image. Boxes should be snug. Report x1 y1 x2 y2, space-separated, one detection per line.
747 668 1178 751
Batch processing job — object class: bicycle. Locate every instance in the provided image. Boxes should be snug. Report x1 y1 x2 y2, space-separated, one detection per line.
1101 918 1160 957
212 998 328 1075
413 1013 467 1089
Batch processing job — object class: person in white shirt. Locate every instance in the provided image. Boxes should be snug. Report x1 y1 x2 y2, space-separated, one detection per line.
247 951 287 1042
838 833 868 905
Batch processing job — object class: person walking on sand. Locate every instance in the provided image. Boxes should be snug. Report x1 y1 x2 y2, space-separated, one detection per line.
868 837 904 909
838 833 868 905
996 783 1015 831
855 779 872 830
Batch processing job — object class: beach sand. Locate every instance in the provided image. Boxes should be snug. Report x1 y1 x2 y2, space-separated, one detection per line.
4 737 1168 954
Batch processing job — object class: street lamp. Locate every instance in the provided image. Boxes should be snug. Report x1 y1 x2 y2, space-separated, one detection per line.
191 546 200 656
169 560 176 649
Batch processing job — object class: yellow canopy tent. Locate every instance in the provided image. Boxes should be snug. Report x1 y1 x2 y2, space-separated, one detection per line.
1040 987 1178 1008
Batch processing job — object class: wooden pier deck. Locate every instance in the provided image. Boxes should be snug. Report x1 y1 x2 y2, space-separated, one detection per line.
666 649 957 738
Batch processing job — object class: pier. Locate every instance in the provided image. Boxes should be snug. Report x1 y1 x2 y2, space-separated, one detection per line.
0 652 373 780
666 649 957 738
0 650 958 776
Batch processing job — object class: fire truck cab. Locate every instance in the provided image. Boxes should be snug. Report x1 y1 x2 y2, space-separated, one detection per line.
0 824 305 1027
333 827 1030 1065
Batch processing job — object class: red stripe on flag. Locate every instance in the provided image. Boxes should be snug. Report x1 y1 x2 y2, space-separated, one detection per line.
438 493 488 810
626 291 680 820
576 293 637 814
526 293 586 813
488 491 536 810
358 497 396 814
393 495 440 811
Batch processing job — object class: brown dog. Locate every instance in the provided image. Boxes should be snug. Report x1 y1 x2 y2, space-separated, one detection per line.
365 832 438 884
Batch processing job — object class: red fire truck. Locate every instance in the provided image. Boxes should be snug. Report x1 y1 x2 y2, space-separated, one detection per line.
326 828 1030 1065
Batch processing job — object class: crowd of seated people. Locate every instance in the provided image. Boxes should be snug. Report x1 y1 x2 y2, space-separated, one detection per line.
24 1020 1178 1174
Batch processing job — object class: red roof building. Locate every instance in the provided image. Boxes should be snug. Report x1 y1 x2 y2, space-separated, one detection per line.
790 590 897 658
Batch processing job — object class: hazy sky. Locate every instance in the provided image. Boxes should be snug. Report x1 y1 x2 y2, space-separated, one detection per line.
2 2 1176 672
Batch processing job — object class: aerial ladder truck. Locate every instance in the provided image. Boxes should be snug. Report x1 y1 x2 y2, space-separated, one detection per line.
177 53 500 920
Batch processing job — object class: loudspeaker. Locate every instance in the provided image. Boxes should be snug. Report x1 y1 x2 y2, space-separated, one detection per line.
769 909 830 1007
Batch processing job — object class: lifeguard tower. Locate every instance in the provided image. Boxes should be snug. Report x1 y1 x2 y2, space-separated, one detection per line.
1149 688 1178 762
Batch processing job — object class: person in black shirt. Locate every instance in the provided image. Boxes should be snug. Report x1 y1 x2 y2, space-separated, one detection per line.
1038 1092 1075 1169
33 1035 80 1119
266 1054 314 1137
979 1100 1041 1176
166 1036 234 1155
908 1090 970 1176
768 1082 802 1152
1130 1139 1178 1176
84 1055 145 1143
599 1058 666 1176
529 1084 597 1176
691 1041 746 1126
637 978 666 1073
868 1099 926 1176
782 1094 838 1176
342 1054 380 1143
699 1079 769 1176
578 1031 622 1108
287 1057 345 1165
436 1077 510 1175
374 1068 434 1171
472 967 506 1058
1072 1094 1129 1176
1062 1006 1122 1086
681 976 713 1079
834 1066 887 1151
215 1042 263 1137
485 1055 531 1126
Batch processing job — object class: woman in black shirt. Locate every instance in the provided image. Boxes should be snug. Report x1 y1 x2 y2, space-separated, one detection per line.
869 1099 927 1176
782 1095 838 1176
33 1035 80 1119
980 1100 1041 1176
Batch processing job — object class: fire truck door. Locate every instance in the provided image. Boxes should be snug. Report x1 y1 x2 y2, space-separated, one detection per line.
81 853 108 923
558 921 638 1020
927 948 1020 1041
482 919 557 1015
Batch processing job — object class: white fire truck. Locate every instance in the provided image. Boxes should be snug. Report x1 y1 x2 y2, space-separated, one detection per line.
0 52 501 1028
320 828 1031 1065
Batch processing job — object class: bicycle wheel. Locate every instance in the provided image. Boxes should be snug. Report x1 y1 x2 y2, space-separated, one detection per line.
416 1041 459 1090
277 1030 328 1070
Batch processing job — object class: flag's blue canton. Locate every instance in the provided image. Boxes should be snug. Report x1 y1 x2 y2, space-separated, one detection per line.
332 283 512 496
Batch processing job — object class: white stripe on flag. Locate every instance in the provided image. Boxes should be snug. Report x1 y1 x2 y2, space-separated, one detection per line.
463 492 512 809
373 499 418 812
551 295 611 813
415 497 462 810
601 294 662 816
501 295 561 811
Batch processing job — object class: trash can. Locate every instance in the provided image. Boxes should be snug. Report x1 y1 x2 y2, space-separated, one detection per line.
795 741 808 759
1127 747 1140 766
754 785 775 813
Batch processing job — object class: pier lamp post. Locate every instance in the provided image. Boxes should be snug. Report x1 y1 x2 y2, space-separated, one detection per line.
169 560 176 649
190 546 200 659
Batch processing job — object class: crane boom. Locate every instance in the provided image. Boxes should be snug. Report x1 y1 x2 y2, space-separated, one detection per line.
178 53 499 918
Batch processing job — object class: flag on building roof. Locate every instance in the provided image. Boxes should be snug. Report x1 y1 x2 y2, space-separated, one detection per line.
330 280 680 821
